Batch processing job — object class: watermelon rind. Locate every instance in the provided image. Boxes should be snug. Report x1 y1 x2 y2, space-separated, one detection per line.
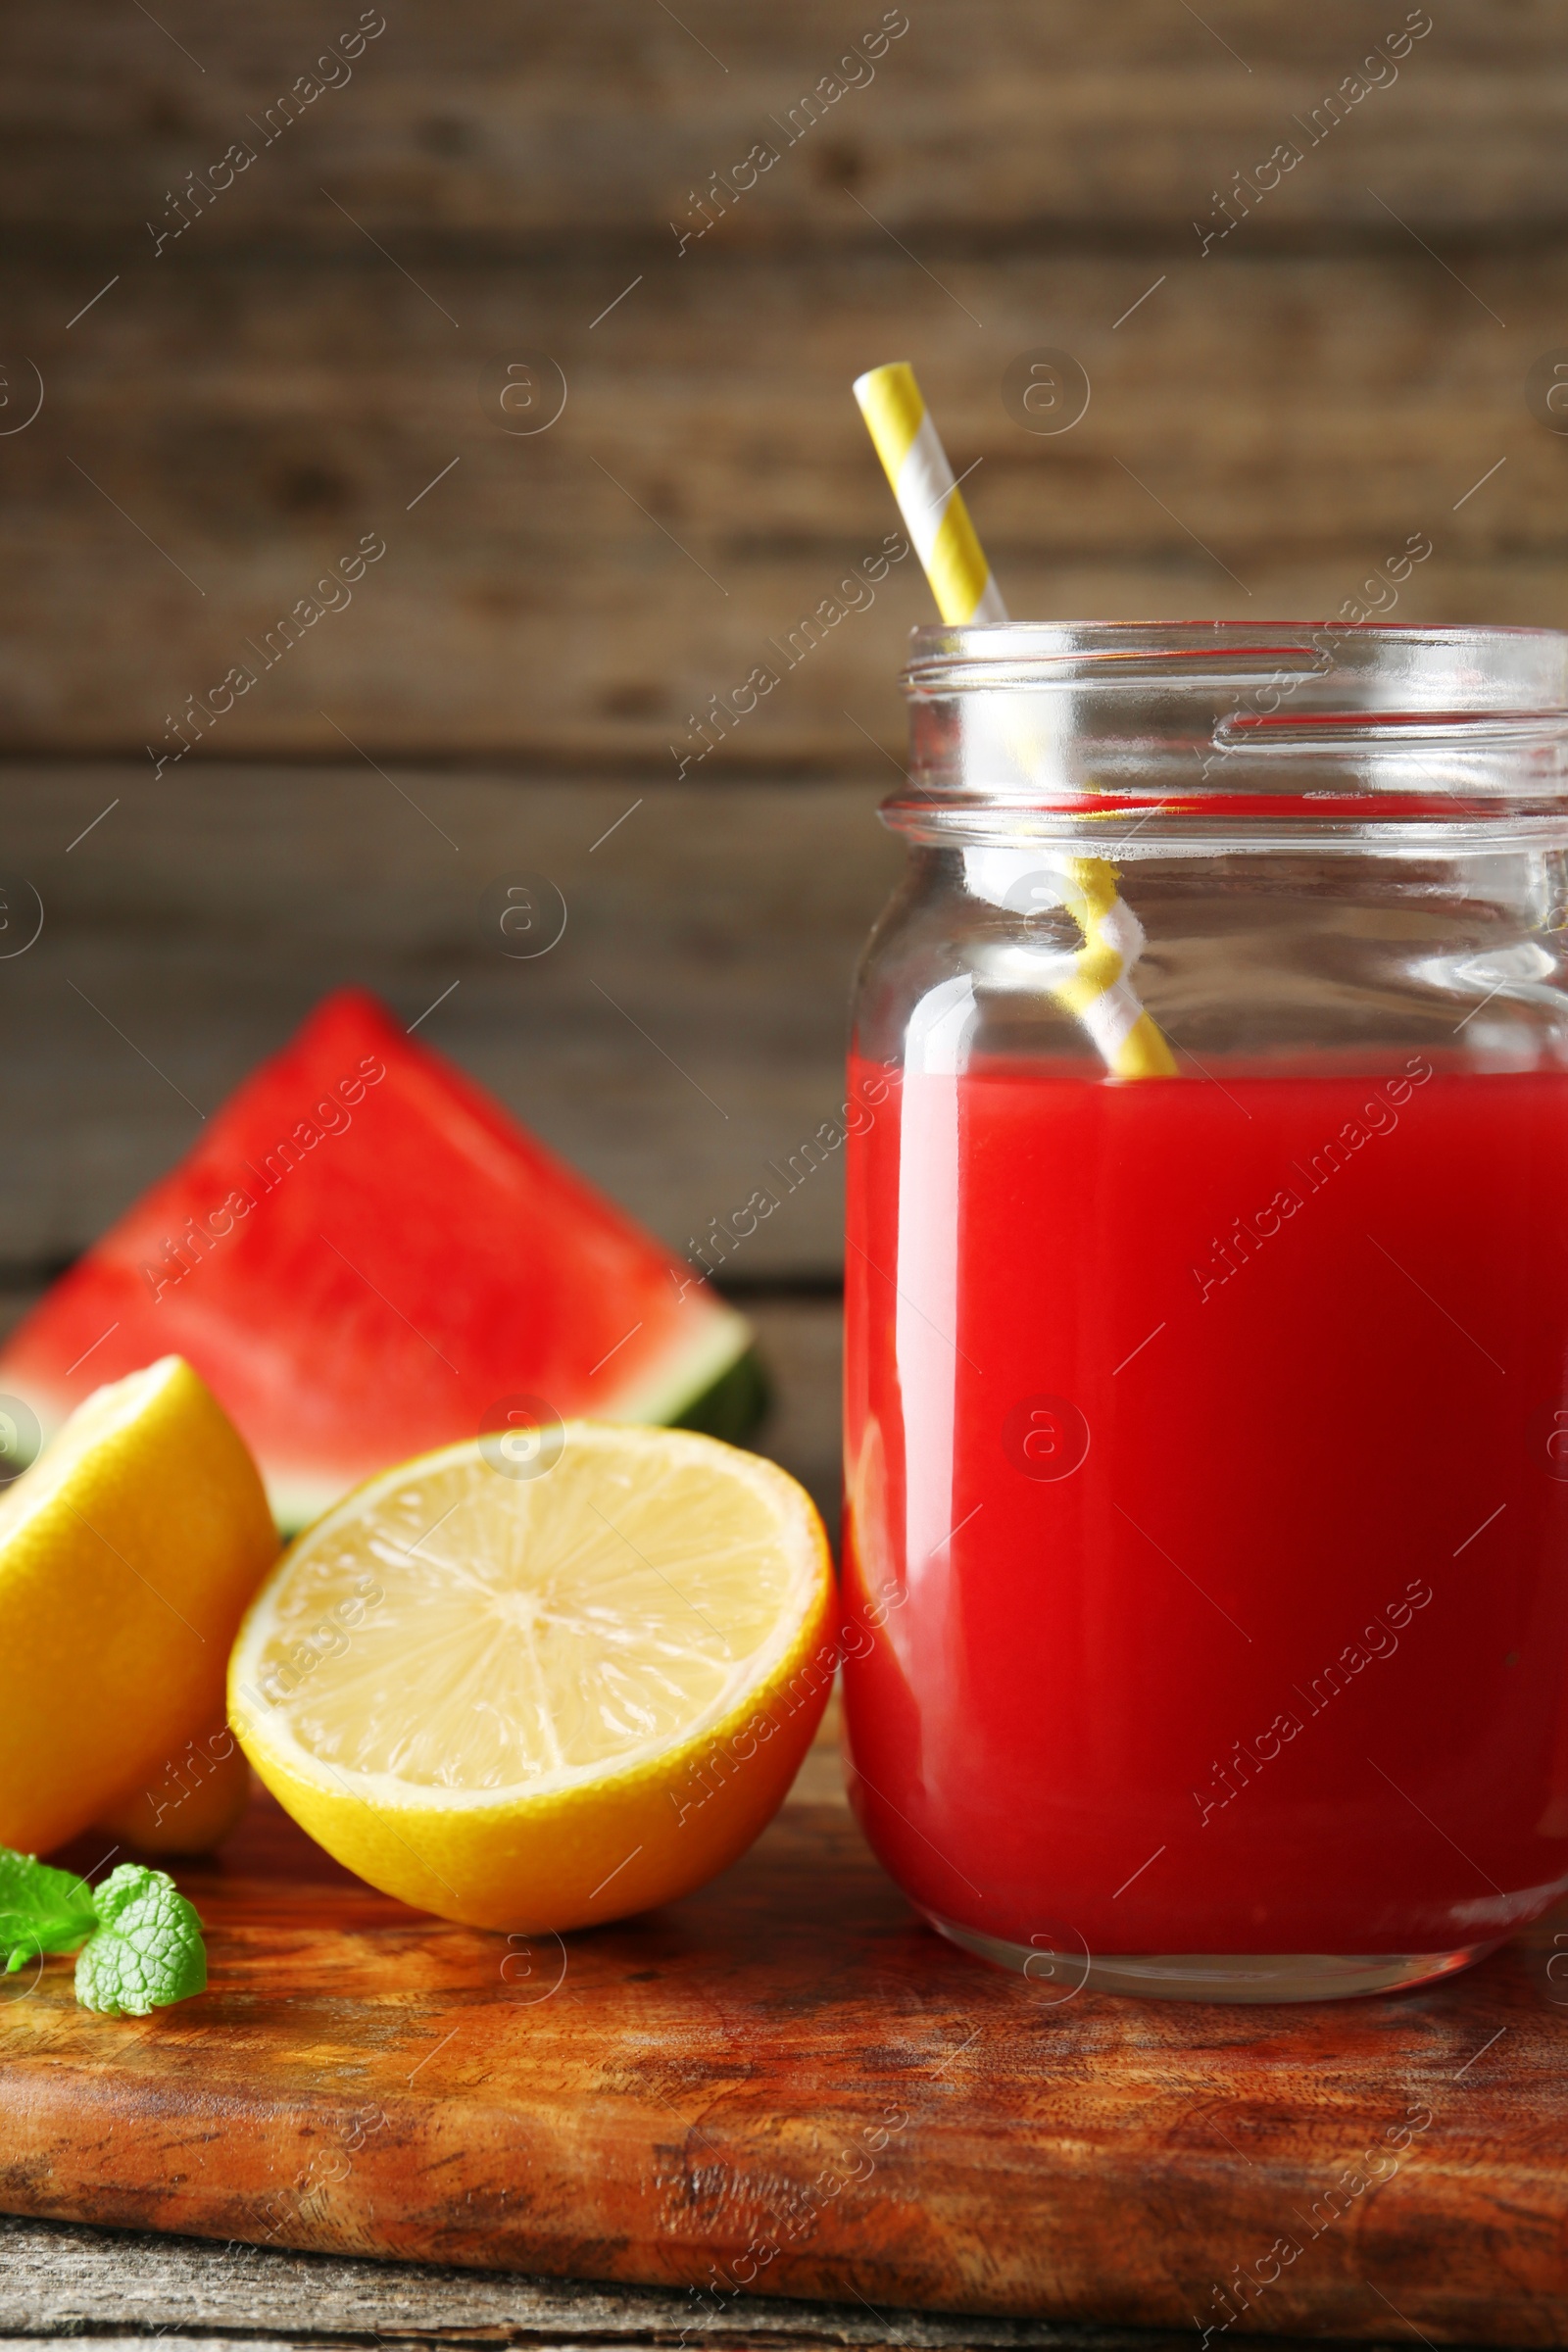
603 1300 756 1428
670 1342 771 1447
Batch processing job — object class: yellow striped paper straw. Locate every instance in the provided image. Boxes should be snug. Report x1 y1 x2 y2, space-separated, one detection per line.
852 362 1175 1082
853 361 1006 628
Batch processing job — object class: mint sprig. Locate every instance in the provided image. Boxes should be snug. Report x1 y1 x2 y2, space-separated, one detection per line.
0 1849 206 2017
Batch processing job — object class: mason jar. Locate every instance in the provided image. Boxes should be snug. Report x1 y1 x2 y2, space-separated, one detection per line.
841 621 1568 2002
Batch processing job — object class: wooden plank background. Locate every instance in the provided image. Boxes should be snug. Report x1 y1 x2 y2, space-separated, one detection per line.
2 3 1566 763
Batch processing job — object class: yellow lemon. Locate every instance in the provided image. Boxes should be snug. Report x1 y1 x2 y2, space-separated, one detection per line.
0 1355 277 1854
229 1423 836 1930
93 1720 254 1855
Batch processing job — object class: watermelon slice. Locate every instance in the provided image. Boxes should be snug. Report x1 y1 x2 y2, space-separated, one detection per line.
0 989 760 1530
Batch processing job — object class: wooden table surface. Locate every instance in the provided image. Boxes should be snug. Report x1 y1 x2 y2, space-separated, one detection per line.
0 1726 1122 2350
3 1707 1566 2349
0 2210 1216 2352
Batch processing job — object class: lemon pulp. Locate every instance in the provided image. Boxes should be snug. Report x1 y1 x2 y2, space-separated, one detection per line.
231 1423 835 1929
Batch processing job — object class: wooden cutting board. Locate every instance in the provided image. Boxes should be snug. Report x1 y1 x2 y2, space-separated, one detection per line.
2 1772 1566 2346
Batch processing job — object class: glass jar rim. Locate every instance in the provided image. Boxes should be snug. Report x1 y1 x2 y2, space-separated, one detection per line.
891 620 1568 847
902 619 1568 703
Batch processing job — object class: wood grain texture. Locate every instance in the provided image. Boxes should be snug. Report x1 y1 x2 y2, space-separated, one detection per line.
0 768 897 1276
0 2218 1187 2352
1 248 1565 762
4 2 1568 762
1 1789 1565 2340
0 2334 1163 2352
4 1 1567 250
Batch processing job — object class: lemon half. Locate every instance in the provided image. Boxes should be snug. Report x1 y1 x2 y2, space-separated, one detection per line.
229 1424 835 1930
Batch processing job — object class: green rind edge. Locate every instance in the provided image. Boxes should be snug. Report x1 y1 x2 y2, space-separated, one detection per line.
667 1343 771 1447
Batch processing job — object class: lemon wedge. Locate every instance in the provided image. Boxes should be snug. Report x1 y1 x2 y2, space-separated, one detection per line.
229 1424 835 1930
0 1355 277 1855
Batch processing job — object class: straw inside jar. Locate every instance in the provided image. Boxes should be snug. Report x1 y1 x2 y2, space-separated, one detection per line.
852 361 1176 1082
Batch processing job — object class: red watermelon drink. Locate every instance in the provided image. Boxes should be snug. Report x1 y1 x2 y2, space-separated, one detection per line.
837 611 1568 2001
843 1050 1568 1994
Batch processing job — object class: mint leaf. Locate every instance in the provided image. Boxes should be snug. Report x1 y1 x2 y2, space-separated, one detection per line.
0 1848 208 2015
0 1849 98 1973
74 1864 207 2018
